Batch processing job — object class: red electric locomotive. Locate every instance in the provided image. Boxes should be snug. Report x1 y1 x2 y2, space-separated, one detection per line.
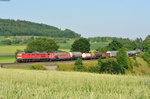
17 52 49 62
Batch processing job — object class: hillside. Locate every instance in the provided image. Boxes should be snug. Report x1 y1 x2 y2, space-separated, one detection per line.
0 19 81 38
0 69 149 98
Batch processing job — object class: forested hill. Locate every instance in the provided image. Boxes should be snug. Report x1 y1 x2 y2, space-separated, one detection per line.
0 19 81 38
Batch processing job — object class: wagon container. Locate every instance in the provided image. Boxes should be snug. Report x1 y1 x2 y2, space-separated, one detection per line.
101 53 111 59
82 53 92 59
106 51 117 57
90 52 101 59
69 52 82 59
49 52 71 60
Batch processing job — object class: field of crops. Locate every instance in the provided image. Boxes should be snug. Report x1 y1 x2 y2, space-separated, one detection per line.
0 68 149 98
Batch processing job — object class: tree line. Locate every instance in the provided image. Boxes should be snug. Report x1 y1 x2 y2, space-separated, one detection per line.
0 19 80 38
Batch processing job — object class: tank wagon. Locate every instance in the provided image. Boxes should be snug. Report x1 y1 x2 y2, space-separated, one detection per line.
82 53 92 59
69 52 82 60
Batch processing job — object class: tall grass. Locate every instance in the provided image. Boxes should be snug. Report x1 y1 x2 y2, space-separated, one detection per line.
0 68 149 98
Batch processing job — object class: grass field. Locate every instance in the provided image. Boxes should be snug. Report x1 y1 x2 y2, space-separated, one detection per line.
0 68 149 98
0 45 26 63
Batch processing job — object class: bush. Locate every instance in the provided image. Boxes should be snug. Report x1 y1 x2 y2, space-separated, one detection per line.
116 48 129 69
133 56 136 60
73 58 84 71
28 64 47 70
140 52 150 64
128 57 134 71
100 58 125 74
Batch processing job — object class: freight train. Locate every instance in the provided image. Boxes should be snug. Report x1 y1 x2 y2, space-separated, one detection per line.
16 50 142 63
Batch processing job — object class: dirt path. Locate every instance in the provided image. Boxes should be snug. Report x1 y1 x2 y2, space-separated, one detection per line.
44 66 57 71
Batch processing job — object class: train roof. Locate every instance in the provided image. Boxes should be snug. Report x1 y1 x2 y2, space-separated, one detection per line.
19 51 47 54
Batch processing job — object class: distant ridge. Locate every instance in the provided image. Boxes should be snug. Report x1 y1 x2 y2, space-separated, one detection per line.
0 19 81 38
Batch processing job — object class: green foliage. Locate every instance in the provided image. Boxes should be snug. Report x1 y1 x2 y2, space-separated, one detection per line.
28 64 47 70
100 58 125 74
128 57 134 71
25 38 59 52
0 19 80 38
140 52 150 64
71 38 90 53
96 46 110 53
73 58 84 71
143 35 150 52
133 56 136 60
116 48 129 69
134 38 143 50
123 41 137 50
0 39 12 45
108 40 123 50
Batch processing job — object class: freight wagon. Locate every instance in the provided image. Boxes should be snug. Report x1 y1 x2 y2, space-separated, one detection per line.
69 52 82 60
49 52 71 60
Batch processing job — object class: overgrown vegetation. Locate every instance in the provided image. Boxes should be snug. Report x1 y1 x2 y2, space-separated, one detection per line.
28 64 47 70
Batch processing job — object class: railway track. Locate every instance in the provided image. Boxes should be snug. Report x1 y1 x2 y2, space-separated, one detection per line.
0 59 97 67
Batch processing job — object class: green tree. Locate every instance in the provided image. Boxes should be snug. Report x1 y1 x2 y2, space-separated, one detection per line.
0 39 12 45
96 46 110 53
134 38 143 50
71 38 90 53
25 38 59 52
123 41 137 50
108 40 123 50
73 58 84 71
143 35 150 52
116 48 128 69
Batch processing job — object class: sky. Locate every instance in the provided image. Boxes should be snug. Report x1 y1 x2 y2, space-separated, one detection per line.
0 0 150 39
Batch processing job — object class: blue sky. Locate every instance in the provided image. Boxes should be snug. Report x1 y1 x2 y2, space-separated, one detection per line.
0 0 150 39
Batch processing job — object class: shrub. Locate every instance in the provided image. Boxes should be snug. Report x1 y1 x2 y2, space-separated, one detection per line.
28 64 47 70
133 56 136 60
100 58 125 74
73 58 84 71
128 57 134 71
140 52 150 64
116 48 128 69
